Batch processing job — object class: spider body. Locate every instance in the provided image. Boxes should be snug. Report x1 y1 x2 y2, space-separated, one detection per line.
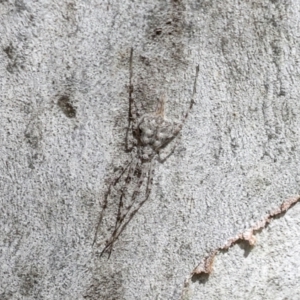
137 114 175 160
93 48 199 257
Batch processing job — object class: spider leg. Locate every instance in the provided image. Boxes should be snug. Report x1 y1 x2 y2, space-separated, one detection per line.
125 47 141 152
172 65 199 136
100 159 152 257
125 48 134 152
93 159 133 246
155 65 199 163
106 159 155 255
157 135 182 163
111 159 139 241
154 65 199 161
100 161 145 257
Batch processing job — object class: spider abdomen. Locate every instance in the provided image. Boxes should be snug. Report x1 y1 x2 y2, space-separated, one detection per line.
138 114 175 154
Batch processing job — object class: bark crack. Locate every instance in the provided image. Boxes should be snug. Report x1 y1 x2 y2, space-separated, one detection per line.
181 195 300 299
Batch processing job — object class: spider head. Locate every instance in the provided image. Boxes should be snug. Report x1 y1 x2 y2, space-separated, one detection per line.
141 145 155 161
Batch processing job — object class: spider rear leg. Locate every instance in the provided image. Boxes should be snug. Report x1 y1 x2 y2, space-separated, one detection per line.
108 160 154 253
111 159 139 239
100 160 153 257
93 159 133 246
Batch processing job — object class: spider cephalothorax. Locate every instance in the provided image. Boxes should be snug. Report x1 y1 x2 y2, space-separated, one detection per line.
93 48 199 257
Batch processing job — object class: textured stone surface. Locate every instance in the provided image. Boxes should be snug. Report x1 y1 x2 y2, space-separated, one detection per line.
1 0 300 299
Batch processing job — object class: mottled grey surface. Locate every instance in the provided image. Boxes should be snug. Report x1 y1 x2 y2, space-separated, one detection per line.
190 202 300 300
0 0 300 299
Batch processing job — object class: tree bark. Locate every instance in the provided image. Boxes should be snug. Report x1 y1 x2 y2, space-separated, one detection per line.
1 0 300 299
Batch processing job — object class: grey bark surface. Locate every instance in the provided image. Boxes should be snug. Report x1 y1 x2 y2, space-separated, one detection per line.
0 0 300 299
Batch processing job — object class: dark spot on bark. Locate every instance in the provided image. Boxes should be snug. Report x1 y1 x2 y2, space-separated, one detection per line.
134 168 142 178
84 270 124 300
4 44 14 59
221 37 229 54
6 62 17 73
236 240 254 258
25 134 39 148
18 269 39 297
191 272 209 284
279 89 286 96
0 292 13 300
155 28 162 35
267 133 275 140
57 95 76 118
15 0 27 12
140 55 150 66
67 2 75 10
4 44 24 73
147 0 186 66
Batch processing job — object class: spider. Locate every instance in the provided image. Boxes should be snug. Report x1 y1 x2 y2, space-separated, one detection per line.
93 48 199 257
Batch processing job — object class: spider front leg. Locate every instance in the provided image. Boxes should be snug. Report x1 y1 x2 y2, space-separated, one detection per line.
156 65 199 163
125 47 142 152
172 65 199 136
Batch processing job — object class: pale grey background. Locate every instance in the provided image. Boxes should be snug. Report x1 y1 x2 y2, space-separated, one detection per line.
0 0 300 299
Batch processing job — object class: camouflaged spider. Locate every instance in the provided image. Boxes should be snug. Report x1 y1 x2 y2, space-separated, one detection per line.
93 48 199 257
